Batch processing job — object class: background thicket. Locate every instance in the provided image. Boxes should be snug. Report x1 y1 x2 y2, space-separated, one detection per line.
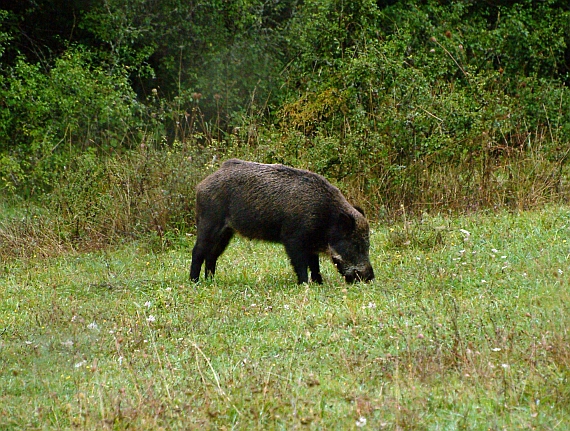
1 0 570 255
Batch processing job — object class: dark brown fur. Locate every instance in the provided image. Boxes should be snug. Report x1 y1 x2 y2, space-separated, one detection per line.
190 159 374 284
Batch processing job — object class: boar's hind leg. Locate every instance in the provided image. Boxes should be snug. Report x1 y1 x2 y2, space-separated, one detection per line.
190 233 207 282
204 227 234 278
308 253 323 284
190 223 233 282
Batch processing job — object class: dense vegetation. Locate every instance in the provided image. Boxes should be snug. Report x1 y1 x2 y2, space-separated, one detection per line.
1 0 570 253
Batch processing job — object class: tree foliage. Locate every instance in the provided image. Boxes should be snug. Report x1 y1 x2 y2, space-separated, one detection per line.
1 0 569 213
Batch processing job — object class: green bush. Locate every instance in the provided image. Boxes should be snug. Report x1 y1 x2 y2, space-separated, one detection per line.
0 48 142 194
275 2 570 214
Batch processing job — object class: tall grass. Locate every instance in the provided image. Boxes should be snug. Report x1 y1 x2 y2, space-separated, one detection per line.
0 143 215 261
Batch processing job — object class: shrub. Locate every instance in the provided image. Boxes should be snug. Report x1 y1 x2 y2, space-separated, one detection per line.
0 48 142 195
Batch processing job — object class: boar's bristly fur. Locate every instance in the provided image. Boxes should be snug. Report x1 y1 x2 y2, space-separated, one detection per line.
190 159 374 284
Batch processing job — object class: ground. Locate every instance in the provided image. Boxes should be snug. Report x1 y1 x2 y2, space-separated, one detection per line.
1 206 569 430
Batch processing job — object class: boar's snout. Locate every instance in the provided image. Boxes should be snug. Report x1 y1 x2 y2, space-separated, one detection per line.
344 264 375 283
332 256 375 283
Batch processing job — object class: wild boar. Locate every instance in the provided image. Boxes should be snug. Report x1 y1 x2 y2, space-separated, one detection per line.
190 159 374 284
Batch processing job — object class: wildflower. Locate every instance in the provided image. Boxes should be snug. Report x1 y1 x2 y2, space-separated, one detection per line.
356 417 367 427
147 315 156 323
144 301 152 308
87 322 98 330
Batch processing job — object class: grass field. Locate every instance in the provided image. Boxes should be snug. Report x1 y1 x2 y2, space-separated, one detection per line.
1 206 569 430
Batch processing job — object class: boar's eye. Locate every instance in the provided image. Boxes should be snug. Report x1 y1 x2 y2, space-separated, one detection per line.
338 212 356 233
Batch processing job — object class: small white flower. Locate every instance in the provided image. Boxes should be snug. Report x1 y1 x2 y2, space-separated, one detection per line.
147 315 156 323
491 347 501 352
283 304 290 310
367 302 376 309
558 269 563 275
481 279 487 284
74 360 87 368
87 322 98 330
144 301 152 308
356 417 367 427
501 363 509 369
491 248 499 253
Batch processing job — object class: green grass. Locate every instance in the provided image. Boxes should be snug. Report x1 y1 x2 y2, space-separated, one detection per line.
1 206 569 430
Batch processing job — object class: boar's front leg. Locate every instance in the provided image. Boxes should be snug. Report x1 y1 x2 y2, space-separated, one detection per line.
308 253 323 284
283 241 311 284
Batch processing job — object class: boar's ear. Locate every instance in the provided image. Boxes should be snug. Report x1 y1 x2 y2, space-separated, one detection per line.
353 205 365 217
338 211 356 233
